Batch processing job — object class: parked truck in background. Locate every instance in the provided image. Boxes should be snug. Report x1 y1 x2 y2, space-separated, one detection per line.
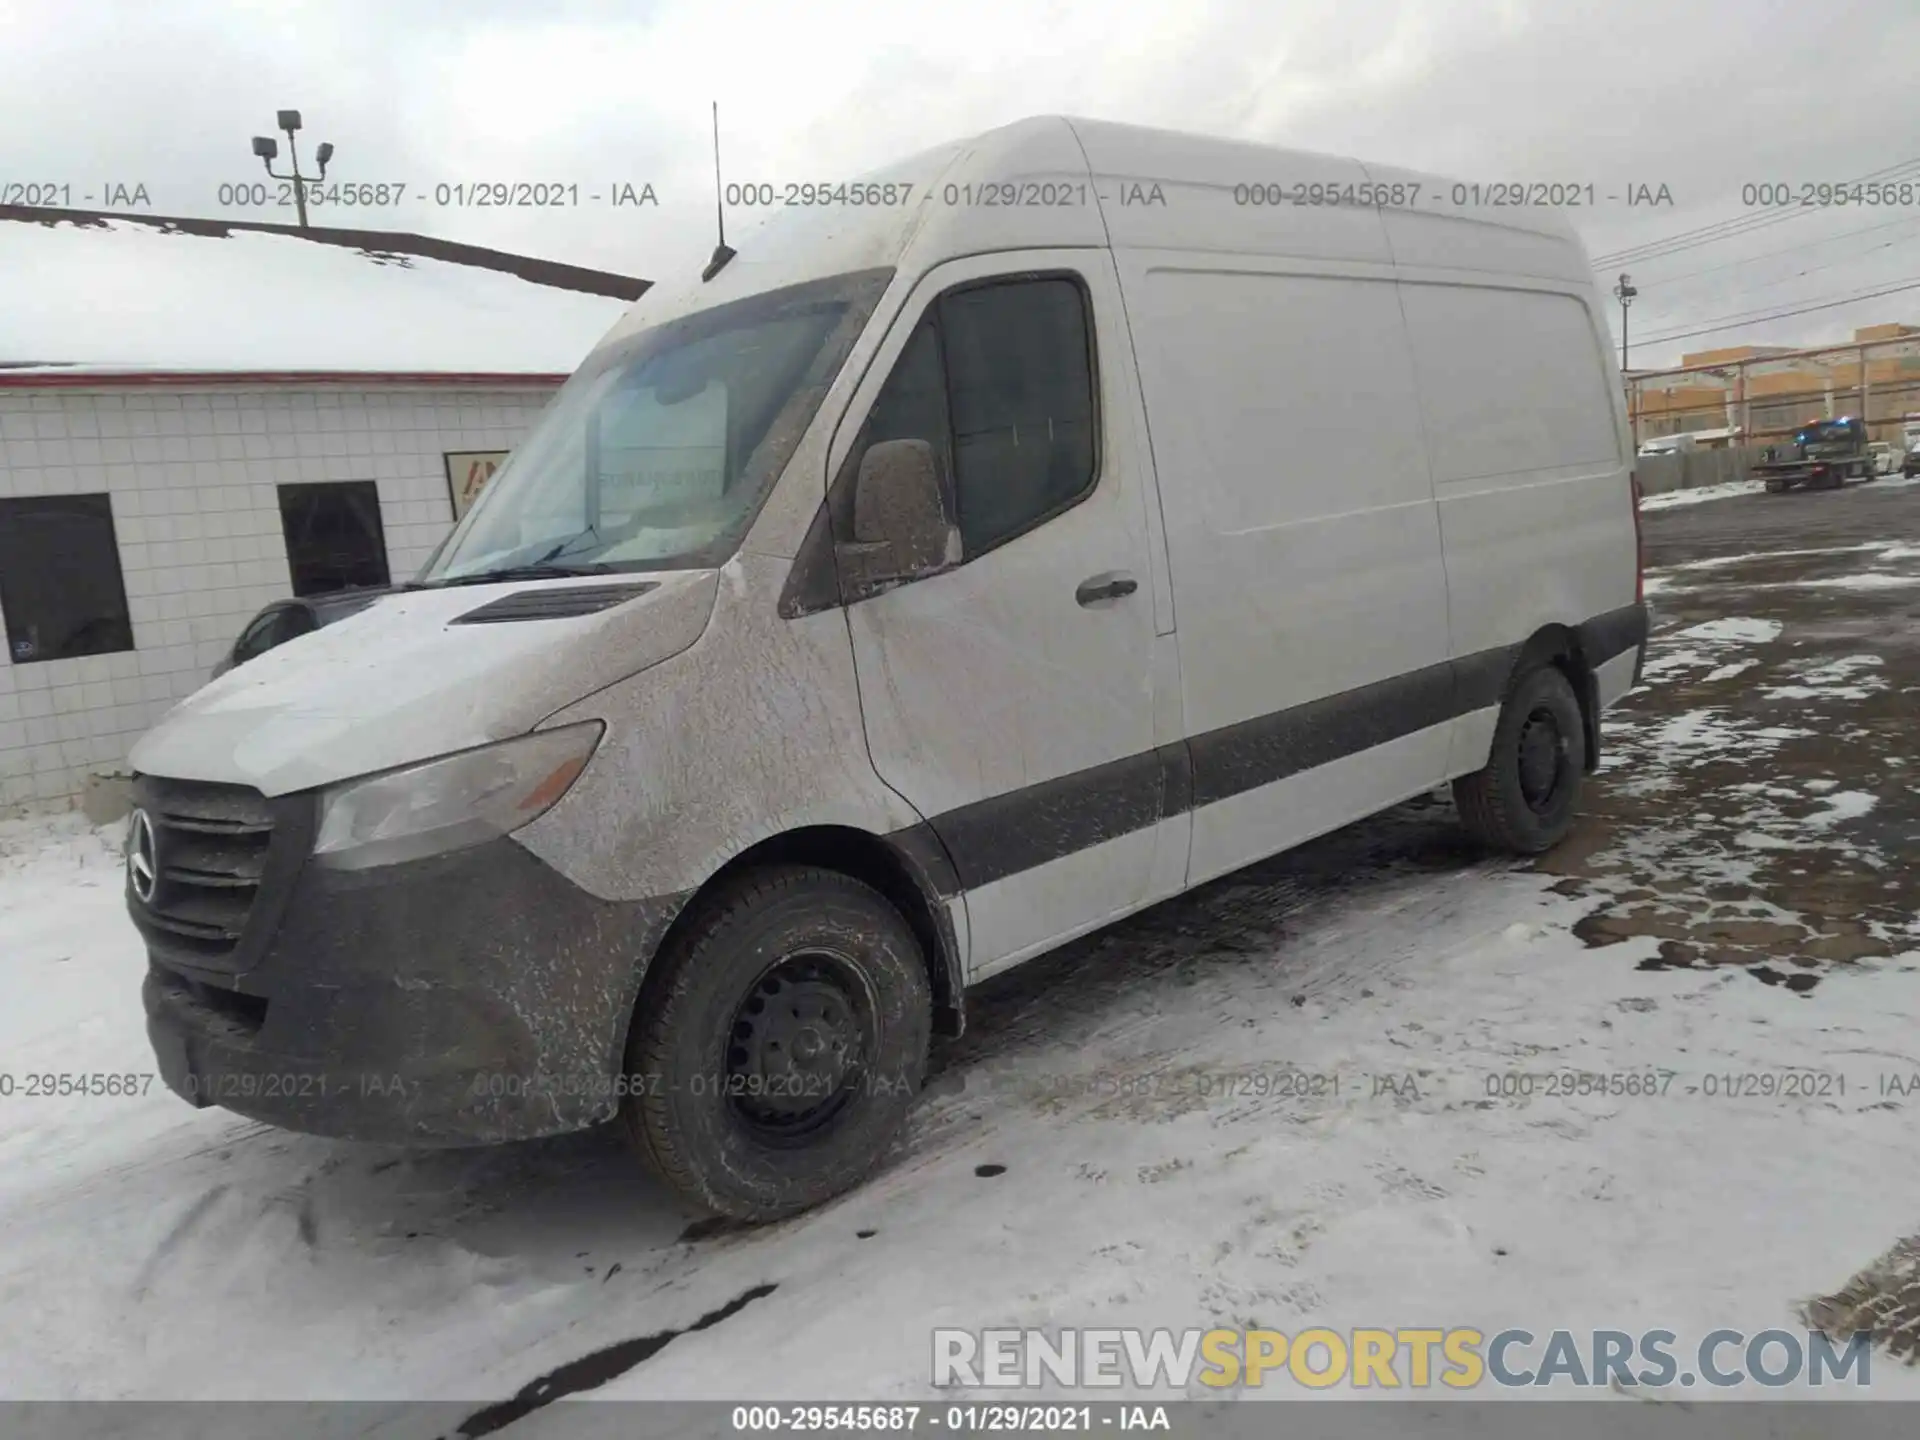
1754 417 1873 493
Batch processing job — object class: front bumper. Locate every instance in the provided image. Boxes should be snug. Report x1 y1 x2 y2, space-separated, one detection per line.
133 778 685 1146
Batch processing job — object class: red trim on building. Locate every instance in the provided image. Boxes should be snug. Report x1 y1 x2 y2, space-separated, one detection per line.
0 370 570 389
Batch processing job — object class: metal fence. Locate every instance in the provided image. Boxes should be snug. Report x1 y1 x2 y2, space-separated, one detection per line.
1628 334 1920 451
1633 445 1769 495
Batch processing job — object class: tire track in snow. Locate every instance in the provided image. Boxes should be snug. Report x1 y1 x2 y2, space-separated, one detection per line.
453 1281 778 1436
131 1183 230 1301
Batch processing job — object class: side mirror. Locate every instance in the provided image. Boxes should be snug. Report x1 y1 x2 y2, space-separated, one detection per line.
835 438 960 598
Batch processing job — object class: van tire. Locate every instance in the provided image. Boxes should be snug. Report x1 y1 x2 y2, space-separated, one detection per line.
620 865 932 1223
1452 664 1587 855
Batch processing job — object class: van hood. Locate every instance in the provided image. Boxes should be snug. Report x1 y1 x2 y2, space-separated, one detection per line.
129 568 720 796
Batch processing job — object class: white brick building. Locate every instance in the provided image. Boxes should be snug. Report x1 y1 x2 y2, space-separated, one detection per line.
0 372 565 805
0 208 643 809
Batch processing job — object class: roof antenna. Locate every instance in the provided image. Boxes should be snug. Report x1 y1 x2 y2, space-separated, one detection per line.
701 101 736 282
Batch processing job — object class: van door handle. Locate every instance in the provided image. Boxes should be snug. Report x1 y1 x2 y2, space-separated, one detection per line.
1076 573 1139 606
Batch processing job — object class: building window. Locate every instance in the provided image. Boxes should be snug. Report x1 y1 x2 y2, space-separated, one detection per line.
277 482 391 596
0 494 135 664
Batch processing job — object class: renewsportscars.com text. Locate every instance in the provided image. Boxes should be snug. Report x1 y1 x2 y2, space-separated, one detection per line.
933 1326 1874 1390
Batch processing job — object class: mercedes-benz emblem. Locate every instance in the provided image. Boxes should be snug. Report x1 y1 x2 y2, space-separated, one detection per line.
127 808 158 905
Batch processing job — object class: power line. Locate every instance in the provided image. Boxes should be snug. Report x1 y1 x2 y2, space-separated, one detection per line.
1631 273 1920 347
1607 212 1920 356
1592 157 1920 267
1637 210 1920 287
1594 177 1920 273
1655 228 1920 309
1591 156 1920 268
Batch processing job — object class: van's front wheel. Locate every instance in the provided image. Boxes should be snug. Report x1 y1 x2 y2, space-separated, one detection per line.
620 866 931 1223
1453 664 1587 854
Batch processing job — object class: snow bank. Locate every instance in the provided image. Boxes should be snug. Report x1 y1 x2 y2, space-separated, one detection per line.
1639 480 1767 511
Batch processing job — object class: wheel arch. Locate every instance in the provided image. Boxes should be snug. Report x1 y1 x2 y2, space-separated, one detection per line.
627 823 966 1061
1502 622 1600 773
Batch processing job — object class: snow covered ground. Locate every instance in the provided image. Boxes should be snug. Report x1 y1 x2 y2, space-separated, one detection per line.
3 806 1918 1415
3 491 1919 1425
1640 471 1920 514
1639 479 1768 511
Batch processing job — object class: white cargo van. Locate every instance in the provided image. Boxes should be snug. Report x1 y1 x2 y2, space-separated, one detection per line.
126 117 1646 1220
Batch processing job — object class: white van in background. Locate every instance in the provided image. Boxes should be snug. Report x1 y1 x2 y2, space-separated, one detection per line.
124 116 1646 1221
1637 434 1695 457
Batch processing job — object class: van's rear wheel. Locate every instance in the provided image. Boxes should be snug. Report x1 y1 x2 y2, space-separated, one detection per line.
1453 664 1587 854
620 865 931 1223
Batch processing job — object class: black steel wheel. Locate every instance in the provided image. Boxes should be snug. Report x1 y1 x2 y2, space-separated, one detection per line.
724 949 873 1144
1454 664 1588 854
1516 705 1574 816
620 865 931 1222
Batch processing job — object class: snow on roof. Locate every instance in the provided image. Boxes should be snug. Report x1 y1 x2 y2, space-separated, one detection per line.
0 210 647 373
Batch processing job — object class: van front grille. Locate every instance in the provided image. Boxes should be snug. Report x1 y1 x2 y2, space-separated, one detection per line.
130 777 276 970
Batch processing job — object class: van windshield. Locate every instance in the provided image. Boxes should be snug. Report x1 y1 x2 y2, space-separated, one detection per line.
420 268 893 584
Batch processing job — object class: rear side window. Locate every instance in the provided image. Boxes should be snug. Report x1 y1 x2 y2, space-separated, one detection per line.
233 606 312 664
231 611 281 664
277 607 318 644
855 276 1098 558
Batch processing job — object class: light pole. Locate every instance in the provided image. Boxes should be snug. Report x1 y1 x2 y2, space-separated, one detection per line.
1613 273 1639 447
250 109 333 229
1613 272 1637 373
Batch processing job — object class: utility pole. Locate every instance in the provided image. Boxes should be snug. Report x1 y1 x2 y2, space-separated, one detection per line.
250 109 334 229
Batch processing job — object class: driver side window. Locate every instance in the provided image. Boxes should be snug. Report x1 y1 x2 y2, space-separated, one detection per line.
851 274 1098 560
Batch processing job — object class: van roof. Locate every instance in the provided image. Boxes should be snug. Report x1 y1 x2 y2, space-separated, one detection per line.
602 116 1594 351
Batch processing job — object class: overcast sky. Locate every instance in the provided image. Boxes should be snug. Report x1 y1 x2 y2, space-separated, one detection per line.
5 0 1920 370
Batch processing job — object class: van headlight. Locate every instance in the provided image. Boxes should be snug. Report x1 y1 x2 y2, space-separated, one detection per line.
313 722 604 871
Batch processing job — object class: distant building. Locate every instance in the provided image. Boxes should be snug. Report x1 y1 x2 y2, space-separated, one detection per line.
1630 325 1920 444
